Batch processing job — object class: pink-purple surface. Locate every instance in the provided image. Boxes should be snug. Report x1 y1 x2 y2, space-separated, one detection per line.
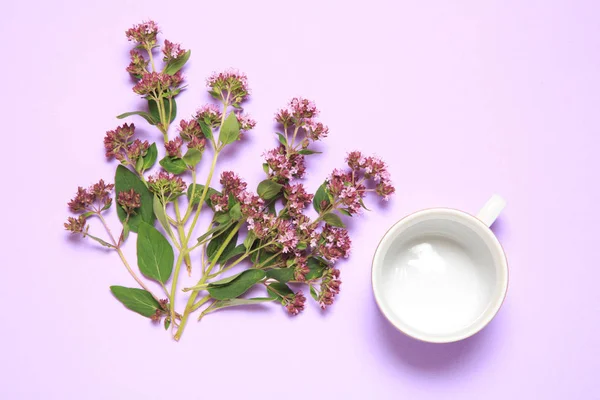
3 1 599 398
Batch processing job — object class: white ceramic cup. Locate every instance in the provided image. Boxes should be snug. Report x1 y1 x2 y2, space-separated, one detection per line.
372 195 508 343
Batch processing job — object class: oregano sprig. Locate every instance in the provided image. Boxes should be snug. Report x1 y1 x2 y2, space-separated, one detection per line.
64 20 396 341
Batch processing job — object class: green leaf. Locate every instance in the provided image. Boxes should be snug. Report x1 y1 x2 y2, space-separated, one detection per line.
137 221 174 284
164 318 171 330
313 182 330 213
115 165 155 232
149 98 177 124
208 271 243 287
219 112 240 145
359 198 371 211
243 231 256 250
197 223 229 244
159 156 187 175
323 212 345 228
122 221 130 242
142 143 158 170
199 120 213 141
277 133 287 146
207 270 266 300
298 149 322 155
207 226 238 263
187 184 220 207
219 244 246 265
338 208 352 217
116 111 157 125
182 148 202 167
229 202 242 221
266 268 295 283
267 282 294 300
257 179 283 200
153 195 171 234
210 297 276 312
164 49 191 75
306 257 327 280
135 156 144 172
214 212 231 224
262 163 270 174
110 286 160 318
309 285 318 301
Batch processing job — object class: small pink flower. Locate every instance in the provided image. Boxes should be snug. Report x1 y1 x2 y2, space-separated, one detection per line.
284 291 306 315
126 20 159 47
235 112 256 132
148 170 187 201
165 137 183 158
126 50 148 78
117 188 141 214
162 40 185 61
318 268 342 309
195 104 222 127
68 180 114 213
64 215 87 234
318 225 351 262
206 69 250 104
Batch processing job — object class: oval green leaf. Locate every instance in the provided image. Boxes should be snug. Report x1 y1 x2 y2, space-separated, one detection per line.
115 165 155 232
257 179 283 200
164 50 191 75
116 111 157 125
142 143 158 170
313 182 330 213
208 269 266 300
183 148 202 167
110 286 160 318
323 212 345 228
266 267 295 283
159 156 187 175
137 222 174 284
219 112 240 145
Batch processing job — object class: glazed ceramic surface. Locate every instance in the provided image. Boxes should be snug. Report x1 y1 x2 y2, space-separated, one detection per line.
372 195 507 343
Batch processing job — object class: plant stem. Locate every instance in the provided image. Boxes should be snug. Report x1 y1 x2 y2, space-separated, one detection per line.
174 200 192 273
96 213 160 302
174 220 243 341
146 46 156 72
182 169 197 223
190 295 210 312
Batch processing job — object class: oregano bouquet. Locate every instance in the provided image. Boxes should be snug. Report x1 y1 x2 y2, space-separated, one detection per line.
64 20 396 341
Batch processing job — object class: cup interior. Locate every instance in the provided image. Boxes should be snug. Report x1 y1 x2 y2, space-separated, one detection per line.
372 209 507 343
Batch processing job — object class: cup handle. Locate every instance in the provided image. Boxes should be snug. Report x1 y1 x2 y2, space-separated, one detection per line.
476 194 506 227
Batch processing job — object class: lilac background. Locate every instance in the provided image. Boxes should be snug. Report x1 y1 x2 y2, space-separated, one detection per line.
2 0 599 398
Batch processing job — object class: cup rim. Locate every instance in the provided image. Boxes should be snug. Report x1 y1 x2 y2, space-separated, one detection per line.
371 207 509 343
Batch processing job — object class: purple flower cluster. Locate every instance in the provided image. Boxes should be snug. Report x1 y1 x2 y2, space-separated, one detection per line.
275 97 329 142
65 180 115 234
117 188 141 215
206 69 250 105
284 184 313 216
148 171 187 201
132 71 184 96
125 20 159 47
195 104 222 127
162 40 185 62
316 225 351 262
235 112 256 132
345 151 395 201
104 123 150 166
263 146 306 183
126 50 148 78
67 180 114 213
318 268 341 309
178 119 207 152
165 137 183 158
